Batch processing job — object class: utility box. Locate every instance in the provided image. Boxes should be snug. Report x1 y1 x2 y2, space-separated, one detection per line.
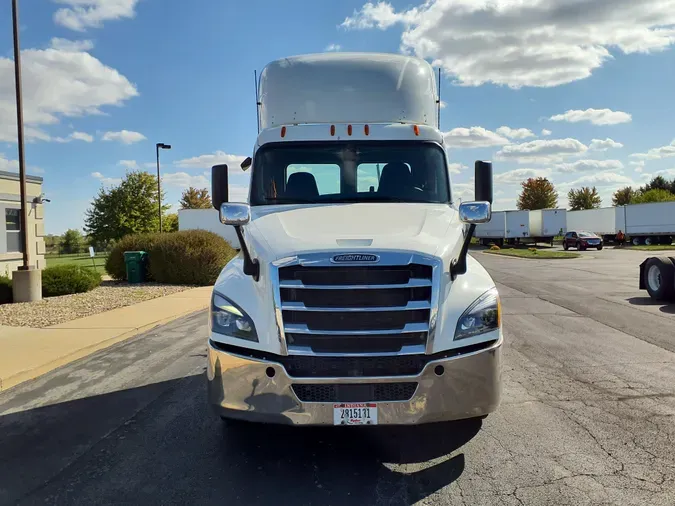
124 251 147 284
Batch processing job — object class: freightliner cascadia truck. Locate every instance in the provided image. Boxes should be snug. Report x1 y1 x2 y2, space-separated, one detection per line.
206 53 502 426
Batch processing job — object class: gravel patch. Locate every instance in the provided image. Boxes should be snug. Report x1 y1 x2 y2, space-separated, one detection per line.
0 282 195 328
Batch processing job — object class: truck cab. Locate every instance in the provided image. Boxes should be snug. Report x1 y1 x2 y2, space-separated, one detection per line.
207 53 502 426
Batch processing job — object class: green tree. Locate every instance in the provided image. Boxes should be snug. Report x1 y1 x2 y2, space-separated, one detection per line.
180 187 212 209
85 170 170 244
612 186 636 206
642 175 670 193
632 188 675 204
516 177 558 210
60 229 84 254
567 186 602 211
164 213 179 232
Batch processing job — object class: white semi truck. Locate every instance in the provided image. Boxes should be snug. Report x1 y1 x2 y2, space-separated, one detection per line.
206 53 502 427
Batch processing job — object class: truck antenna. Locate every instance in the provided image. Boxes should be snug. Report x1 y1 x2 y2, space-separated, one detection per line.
254 69 260 134
437 67 442 129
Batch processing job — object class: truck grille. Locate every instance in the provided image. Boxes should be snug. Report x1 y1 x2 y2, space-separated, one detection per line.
277 261 435 354
292 383 417 403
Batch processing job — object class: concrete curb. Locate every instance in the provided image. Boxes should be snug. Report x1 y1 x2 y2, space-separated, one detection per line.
0 308 206 393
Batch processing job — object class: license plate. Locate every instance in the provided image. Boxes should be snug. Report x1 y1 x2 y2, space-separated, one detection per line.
333 403 378 425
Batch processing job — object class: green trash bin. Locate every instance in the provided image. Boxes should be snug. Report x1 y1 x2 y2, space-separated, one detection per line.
124 251 148 284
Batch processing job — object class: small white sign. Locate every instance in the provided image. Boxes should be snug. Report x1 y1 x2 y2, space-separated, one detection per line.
89 246 95 257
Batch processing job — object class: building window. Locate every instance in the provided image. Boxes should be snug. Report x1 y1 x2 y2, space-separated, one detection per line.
5 208 23 253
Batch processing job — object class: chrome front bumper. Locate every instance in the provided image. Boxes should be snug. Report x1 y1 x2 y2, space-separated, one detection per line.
207 338 502 426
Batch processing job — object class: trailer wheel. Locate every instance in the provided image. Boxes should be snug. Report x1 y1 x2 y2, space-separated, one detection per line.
643 257 675 301
632 237 642 246
645 237 654 246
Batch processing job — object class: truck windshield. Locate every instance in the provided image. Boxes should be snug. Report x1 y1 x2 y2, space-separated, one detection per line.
249 142 451 206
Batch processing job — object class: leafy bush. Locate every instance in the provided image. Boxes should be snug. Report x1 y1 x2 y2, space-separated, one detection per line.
0 275 12 305
149 230 236 285
490 245 501 251
106 233 158 281
528 247 538 253
42 265 102 297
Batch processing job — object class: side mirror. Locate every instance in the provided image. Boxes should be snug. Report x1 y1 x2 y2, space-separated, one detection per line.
459 201 491 224
475 160 493 204
220 203 250 226
212 164 229 210
240 157 252 171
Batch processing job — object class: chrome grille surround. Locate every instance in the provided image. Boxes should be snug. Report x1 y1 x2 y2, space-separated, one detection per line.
270 251 442 356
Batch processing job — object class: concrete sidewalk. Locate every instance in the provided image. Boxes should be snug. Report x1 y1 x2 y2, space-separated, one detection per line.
0 286 211 392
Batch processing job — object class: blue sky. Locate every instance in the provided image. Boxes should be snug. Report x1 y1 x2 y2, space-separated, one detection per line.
1 0 675 234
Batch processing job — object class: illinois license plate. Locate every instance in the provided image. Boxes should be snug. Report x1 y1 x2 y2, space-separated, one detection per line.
333 403 378 425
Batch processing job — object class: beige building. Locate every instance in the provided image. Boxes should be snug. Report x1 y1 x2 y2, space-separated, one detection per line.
0 171 45 278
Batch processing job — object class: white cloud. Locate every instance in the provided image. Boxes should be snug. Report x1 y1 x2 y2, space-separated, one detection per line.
447 162 467 174
496 126 536 140
0 47 137 143
443 127 509 148
341 1 675 88
175 151 247 170
54 0 139 31
0 154 19 172
71 131 94 142
101 130 146 144
494 168 551 185
653 168 675 178
569 172 634 187
589 138 623 151
162 172 210 188
91 171 121 185
325 43 342 52
541 129 552 137
49 38 94 52
54 131 94 143
549 108 632 125
630 140 675 160
556 159 624 173
118 160 139 170
496 138 588 164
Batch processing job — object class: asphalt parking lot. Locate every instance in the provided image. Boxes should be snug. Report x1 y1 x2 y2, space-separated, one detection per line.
1 248 674 505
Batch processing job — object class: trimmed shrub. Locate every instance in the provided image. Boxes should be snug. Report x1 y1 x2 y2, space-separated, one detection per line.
149 230 236 285
528 247 538 253
0 275 12 305
106 233 158 281
42 265 102 297
490 245 501 251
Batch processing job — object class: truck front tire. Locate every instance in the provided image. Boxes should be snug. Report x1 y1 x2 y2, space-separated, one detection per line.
643 257 675 301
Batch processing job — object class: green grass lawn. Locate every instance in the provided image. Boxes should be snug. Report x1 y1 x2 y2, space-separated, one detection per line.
484 248 581 259
622 245 675 251
46 253 108 273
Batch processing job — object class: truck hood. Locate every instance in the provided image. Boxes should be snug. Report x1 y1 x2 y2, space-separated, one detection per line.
247 203 463 263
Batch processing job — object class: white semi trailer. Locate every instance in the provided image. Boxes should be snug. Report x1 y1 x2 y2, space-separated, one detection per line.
476 209 564 246
568 204 674 245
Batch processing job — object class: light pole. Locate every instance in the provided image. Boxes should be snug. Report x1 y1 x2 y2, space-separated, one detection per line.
156 142 171 232
11 0 41 302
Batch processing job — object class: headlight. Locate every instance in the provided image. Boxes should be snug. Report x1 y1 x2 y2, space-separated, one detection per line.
210 292 258 342
454 287 501 340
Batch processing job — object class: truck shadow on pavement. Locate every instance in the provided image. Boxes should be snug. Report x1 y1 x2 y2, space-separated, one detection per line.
626 296 675 314
0 373 480 505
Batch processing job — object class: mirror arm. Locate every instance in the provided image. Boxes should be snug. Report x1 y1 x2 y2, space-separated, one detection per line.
234 226 260 281
450 223 476 280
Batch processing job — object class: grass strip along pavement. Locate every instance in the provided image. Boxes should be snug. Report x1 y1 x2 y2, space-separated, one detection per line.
484 248 580 259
